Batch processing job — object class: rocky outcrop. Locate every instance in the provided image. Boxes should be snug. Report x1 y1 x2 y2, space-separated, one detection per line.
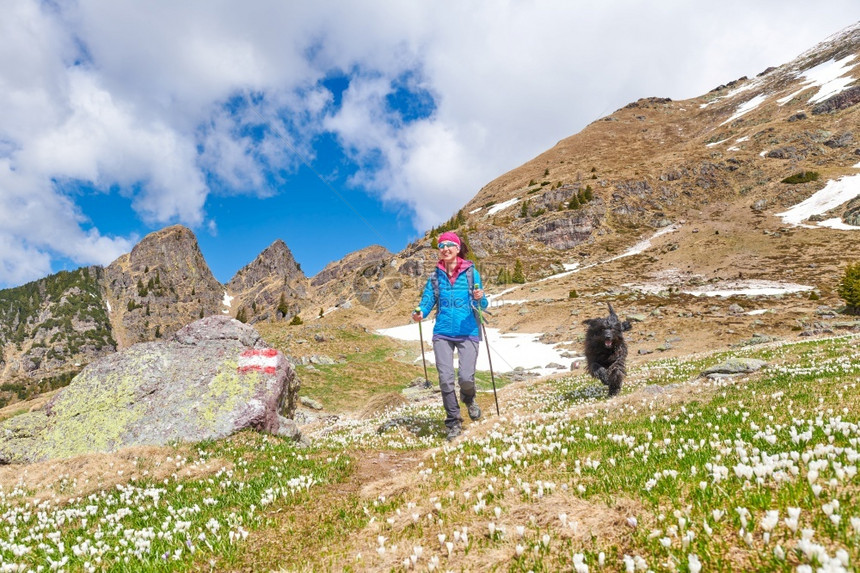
0 316 300 464
701 358 767 378
227 240 309 323
103 225 225 348
812 85 860 115
311 245 391 288
467 228 521 258
527 214 596 250
843 197 860 227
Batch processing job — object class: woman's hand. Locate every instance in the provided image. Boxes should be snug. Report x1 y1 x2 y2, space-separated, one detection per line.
472 288 484 301
412 309 423 322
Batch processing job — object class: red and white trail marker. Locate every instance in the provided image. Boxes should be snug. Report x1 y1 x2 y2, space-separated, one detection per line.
237 348 279 375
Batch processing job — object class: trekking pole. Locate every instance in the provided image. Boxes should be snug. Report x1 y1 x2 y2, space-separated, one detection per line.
472 289 500 416
415 308 431 388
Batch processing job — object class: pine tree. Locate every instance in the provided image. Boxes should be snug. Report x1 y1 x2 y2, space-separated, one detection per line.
512 259 526 284
568 194 581 209
838 261 860 314
277 293 289 318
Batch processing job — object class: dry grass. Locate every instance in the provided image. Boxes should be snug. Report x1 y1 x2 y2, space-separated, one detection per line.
0 443 229 503
0 388 60 422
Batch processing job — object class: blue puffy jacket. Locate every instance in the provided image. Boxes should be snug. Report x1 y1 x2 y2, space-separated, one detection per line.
417 261 488 338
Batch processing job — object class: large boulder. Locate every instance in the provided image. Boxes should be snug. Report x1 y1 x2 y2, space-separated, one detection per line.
0 316 300 464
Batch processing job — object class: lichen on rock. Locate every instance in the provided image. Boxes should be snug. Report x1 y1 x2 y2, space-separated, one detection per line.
0 316 300 464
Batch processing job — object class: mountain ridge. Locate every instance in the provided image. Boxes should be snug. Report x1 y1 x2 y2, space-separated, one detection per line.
2 21 860 406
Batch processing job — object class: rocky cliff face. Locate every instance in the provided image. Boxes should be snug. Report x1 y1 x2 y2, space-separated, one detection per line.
103 225 226 348
308 245 395 308
311 245 391 289
0 267 115 405
226 240 309 323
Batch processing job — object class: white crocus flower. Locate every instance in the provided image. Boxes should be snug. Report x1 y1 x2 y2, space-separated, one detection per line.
688 554 702 573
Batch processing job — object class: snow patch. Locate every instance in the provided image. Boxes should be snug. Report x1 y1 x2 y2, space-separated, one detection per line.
607 224 680 262
775 174 860 229
538 262 590 282
700 77 760 108
487 197 520 215
489 298 529 307
378 320 578 376
720 93 768 126
777 55 857 106
626 280 813 297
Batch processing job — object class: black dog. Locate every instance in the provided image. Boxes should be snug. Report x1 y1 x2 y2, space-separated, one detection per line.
583 303 631 397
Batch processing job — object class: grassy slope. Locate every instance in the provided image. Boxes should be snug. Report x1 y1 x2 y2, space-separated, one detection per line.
254 321 512 415
1 333 858 571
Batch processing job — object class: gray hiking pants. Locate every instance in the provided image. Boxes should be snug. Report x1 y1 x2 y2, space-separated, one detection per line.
433 338 479 429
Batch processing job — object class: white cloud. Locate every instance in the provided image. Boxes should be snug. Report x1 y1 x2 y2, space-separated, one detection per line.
1 0 859 286
0 234 53 287
22 69 208 224
0 159 133 276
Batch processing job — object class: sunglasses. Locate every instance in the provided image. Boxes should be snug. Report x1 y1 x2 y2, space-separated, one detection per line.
437 241 459 250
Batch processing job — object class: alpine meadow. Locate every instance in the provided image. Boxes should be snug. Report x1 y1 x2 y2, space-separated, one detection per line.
2 18 860 573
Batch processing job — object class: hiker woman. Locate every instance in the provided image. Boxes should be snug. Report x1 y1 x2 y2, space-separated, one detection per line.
412 231 488 441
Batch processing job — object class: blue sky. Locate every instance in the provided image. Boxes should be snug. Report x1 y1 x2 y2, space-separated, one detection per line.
1 1 859 288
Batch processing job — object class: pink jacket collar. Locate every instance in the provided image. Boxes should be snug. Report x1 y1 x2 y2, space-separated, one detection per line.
436 257 472 284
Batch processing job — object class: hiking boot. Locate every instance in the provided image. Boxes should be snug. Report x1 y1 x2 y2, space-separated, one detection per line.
466 401 482 421
446 425 462 441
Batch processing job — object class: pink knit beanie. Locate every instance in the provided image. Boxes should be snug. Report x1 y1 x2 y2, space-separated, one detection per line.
437 231 461 246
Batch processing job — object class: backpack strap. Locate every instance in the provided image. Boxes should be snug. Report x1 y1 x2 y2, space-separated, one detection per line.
430 265 475 305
